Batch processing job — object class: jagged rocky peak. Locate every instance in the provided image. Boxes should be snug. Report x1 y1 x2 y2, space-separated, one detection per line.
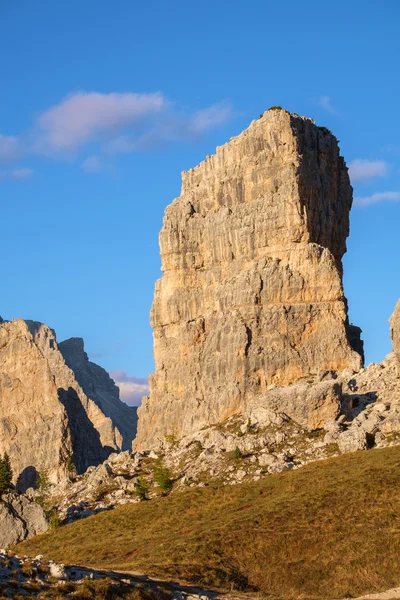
58 337 137 451
135 108 364 450
0 318 135 489
390 299 400 375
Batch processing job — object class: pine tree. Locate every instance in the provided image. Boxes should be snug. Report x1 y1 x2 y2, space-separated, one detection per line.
0 453 13 496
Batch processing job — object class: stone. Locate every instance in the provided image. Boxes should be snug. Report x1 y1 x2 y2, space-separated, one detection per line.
49 562 67 580
390 300 400 375
249 380 342 430
59 338 137 450
0 493 48 548
0 319 130 487
135 109 363 450
337 428 368 453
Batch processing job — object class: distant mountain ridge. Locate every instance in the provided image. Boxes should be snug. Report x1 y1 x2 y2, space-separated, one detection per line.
0 318 137 489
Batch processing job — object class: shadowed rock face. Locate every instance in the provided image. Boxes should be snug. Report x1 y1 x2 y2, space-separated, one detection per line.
0 319 130 485
390 300 400 374
135 109 363 450
58 338 137 451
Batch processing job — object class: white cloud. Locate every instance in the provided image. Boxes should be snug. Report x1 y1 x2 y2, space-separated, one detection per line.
187 102 233 134
102 101 234 154
354 191 400 207
81 155 101 173
32 91 166 155
111 370 149 406
318 96 338 115
0 167 33 181
1 91 234 170
0 134 21 162
349 159 388 181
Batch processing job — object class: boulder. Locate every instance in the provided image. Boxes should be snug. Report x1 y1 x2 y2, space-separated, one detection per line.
337 428 368 454
0 493 48 548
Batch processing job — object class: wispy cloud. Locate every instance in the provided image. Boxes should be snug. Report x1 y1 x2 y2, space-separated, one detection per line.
354 191 400 207
1 90 233 177
101 101 234 154
110 370 149 406
0 134 21 163
0 167 33 181
32 91 166 156
348 159 388 181
318 96 338 115
81 155 101 173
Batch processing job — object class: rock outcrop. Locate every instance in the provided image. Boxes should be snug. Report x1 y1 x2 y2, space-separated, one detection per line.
0 493 48 547
135 108 363 449
58 338 137 451
390 300 400 374
0 318 133 487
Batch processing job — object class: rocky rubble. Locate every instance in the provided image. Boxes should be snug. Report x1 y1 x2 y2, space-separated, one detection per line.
136 108 363 450
0 549 220 599
37 348 399 521
0 493 48 548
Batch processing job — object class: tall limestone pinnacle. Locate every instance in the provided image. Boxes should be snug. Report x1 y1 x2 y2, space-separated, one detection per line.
134 108 364 450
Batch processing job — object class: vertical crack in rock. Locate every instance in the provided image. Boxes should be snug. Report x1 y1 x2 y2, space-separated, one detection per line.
135 109 364 450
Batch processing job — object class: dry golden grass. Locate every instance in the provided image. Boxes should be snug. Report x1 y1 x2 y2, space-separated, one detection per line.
16 446 400 599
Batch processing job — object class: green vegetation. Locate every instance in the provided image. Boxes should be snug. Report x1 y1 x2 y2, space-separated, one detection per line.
234 446 243 459
0 453 13 495
152 459 173 492
35 471 50 507
66 456 76 475
16 446 400 599
134 477 149 501
267 105 283 111
164 434 177 446
49 510 60 530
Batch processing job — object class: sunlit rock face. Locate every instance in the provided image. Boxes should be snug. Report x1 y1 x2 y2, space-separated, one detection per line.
58 338 137 451
390 300 400 375
0 319 130 488
135 109 363 450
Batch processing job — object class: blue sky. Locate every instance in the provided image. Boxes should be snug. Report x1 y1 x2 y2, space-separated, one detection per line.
1 1 399 404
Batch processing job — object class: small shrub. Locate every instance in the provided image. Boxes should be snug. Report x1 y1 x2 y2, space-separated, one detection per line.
49 510 60 530
234 447 243 459
66 455 77 475
152 459 173 492
135 478 149 501
268 105 283 111
164 434 177 446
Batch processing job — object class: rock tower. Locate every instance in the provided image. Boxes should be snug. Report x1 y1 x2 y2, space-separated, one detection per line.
135 109 363 449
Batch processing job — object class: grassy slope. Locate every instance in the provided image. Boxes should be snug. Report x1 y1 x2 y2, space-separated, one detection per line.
17 446 400 600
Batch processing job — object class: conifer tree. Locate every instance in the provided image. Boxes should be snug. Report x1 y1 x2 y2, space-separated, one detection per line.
0 453 13 496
